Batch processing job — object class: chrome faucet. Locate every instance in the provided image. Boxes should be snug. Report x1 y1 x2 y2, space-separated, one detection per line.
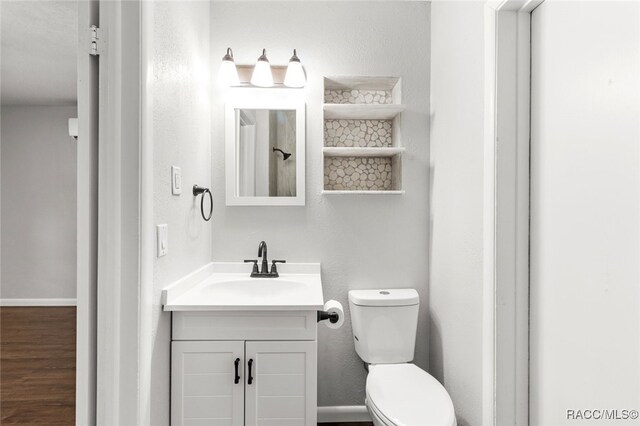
244 241 286 278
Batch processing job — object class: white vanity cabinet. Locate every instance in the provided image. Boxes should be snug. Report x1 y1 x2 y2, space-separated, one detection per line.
245 341 316 426
163 262 324 426
171 311 318 426
171 341 245 426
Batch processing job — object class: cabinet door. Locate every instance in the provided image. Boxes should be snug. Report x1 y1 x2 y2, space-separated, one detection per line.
245 341 317 426
172 341 244 426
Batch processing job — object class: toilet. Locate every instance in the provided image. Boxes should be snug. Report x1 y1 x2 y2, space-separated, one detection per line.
348 289 456 426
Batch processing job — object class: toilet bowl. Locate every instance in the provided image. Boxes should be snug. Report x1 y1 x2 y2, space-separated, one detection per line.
365 364 456 426
348 289 456 426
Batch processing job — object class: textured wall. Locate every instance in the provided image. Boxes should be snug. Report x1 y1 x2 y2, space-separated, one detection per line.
149 2 212 425
324 157 392 191
324 89 393 105
211 1 430 407
429 3 486 426
324 120 393 147
1 106 77 300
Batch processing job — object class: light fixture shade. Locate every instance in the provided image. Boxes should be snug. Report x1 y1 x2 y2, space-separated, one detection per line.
284 49 306 88
220 48 240 86
250 49 274 87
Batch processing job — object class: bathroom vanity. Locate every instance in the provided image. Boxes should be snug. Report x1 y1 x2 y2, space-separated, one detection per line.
163 262 323 426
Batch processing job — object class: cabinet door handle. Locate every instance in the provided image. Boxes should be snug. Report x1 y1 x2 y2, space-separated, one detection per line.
234 358 240 384
247 359 254 385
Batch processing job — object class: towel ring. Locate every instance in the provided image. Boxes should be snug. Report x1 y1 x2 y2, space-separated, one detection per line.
193 185 213 221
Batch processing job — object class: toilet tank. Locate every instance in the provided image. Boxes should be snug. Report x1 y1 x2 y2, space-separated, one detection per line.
348 289 419 364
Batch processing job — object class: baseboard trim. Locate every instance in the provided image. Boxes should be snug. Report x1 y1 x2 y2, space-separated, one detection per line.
0 298 77 307
318 405 371 423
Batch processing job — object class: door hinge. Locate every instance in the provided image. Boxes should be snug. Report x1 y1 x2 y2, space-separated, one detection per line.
89 25 103 56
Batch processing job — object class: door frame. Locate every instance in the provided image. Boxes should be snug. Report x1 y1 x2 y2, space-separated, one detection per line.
76 1 99 424
483 1 543 424
92 1 143 425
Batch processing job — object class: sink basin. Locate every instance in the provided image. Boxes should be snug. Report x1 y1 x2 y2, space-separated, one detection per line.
162 262 324 311
200 278 307 300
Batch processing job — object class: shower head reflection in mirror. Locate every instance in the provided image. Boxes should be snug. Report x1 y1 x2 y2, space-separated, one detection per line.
225 100 305 206
272 147 292 160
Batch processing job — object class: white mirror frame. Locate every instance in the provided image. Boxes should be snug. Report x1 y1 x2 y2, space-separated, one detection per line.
225 100 306 206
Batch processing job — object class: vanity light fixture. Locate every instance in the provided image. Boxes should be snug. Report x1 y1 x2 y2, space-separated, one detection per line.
284 49 306 88
220 48 240 86
221 48 306 88
250 49 274 87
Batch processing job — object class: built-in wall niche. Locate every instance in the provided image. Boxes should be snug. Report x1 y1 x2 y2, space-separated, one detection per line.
322 76 405 194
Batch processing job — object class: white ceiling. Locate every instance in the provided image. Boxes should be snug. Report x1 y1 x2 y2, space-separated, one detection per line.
1 1 78 106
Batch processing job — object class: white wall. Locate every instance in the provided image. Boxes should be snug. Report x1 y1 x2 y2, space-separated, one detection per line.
529 2 640 425
148 2 212 425
1 105 77 301
211 1 430 408
429 3 487 426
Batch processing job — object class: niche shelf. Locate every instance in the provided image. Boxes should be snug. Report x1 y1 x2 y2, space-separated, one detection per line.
323 104 405 120
322 147 405 158
322 76 405 194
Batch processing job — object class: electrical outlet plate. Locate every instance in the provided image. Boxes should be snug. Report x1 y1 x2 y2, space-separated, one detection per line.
157 224 168 257
171 166 182 195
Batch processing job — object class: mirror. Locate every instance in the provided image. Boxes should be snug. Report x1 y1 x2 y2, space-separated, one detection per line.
225 101 305 206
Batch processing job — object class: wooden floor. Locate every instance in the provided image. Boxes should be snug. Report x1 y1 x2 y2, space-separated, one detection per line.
1 307 76 425
0 307 371 426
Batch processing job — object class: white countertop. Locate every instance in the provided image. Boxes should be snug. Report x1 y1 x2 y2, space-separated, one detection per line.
162 262 324 311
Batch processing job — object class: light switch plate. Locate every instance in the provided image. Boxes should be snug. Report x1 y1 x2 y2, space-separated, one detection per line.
157 224 168 257
171 166 182 195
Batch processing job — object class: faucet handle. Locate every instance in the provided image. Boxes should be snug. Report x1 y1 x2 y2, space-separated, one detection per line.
270 260 286 276
244 259 259 275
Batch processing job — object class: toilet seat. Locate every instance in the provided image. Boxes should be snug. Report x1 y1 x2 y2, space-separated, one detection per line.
366 364 456 426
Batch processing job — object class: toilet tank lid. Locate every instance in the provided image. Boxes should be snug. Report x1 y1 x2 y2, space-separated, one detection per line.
348 289 419 307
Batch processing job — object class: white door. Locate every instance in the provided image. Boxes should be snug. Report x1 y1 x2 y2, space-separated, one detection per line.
530 2 640 425
245 341 317 426
172 341 245 426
